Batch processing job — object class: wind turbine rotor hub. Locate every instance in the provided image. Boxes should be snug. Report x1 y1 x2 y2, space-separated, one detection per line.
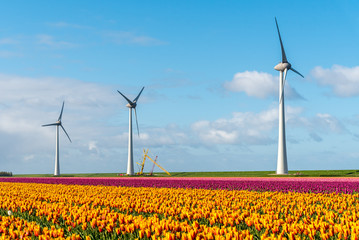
274 62 291 72
126 103 136 108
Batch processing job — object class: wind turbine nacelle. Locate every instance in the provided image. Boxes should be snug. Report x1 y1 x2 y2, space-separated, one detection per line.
126 103 136 108
274 62 291 72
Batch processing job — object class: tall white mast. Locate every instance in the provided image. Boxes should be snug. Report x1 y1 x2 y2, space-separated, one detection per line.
54 125 60 176
42 101 72 176
127 108 134 175
276 70 288 174
118 87 144 176
274 18 303 174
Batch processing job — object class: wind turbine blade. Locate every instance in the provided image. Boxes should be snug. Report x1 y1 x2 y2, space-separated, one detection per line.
117 90 133 105
60 124 72 143
280 69 288 104
42 123 58 127
133 87 145 102
58 101 65 121
275 17 288 63
290 68 304 78
134 108 140 137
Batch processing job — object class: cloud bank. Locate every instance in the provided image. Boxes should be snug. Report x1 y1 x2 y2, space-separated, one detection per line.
224 71 303 100
0 68 354 174
312 65 359 97
104 31 167 46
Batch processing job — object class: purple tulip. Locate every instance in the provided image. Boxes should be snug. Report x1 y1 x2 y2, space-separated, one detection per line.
1 177 359 193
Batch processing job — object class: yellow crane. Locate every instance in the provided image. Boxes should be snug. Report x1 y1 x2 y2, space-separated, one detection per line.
136 149 170 176
136 149 148 175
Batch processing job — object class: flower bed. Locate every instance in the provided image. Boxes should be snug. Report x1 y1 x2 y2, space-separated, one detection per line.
0 181 359 239
1 177 359 193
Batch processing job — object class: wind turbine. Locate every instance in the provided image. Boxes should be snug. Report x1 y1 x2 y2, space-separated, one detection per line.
42 101 72 176
117 87 144 175
274 18 304 174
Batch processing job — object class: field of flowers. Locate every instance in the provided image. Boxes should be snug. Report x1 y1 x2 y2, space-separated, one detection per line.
0 177 359 239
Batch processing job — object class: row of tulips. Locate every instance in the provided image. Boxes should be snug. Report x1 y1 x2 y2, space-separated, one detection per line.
1 177 359 193
1 181 359 239
0 212 82 240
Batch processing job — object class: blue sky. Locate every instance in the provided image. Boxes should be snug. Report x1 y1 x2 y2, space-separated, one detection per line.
0 1 359 174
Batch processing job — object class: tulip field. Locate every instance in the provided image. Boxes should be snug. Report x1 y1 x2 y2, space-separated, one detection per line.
1 177 359 239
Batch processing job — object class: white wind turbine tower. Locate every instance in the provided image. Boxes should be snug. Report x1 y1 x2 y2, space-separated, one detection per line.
117 87 144 175
274 18 304 174
42 101 72 176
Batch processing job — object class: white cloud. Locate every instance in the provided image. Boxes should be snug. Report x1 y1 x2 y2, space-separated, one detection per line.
0 73 193 173
0 51 22 58
224 71 277 98
311 65 359 97
191 105 348 146
0 73 351 174
124 124 190 148
47 22 91 29
23 155 35 162
0 38 19 45
191 108 279 145
104 31 166 46
224 71 303 100
37 34 75 48
315 113 348 134
0 73 122 173
88 141 99 154
289 112 348 135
